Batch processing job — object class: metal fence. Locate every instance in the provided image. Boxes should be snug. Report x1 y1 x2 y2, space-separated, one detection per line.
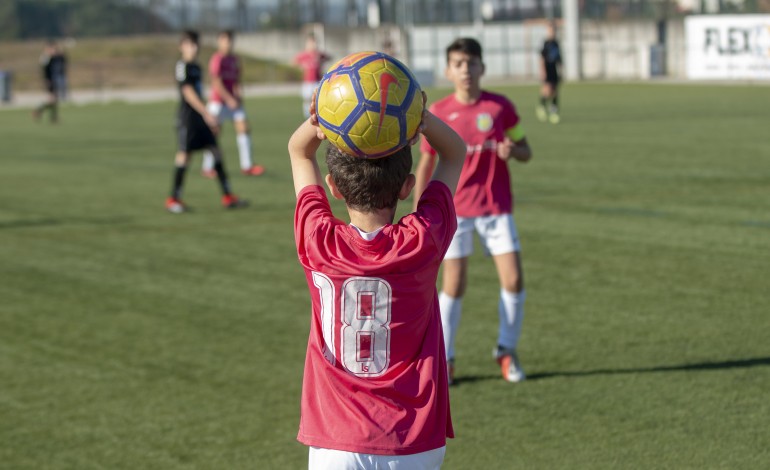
119 0 770 32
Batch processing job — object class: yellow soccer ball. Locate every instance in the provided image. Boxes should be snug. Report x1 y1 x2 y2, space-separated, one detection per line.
316 51 423 159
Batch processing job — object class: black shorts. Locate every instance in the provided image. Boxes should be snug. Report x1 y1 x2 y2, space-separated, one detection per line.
176 119 217 153
544 68 560 86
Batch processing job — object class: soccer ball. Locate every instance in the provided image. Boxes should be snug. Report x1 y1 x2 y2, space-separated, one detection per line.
316 51 423 159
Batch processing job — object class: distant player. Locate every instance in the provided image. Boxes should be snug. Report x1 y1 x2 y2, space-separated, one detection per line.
288 92 466 468
294 33 329 119
166 30 246 214
415 38 533 384
537 23 562 124
33 41 65 123
52 41 68 101
201 30 265 179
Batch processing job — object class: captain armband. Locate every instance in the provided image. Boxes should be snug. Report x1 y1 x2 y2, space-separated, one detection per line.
507 124 526 142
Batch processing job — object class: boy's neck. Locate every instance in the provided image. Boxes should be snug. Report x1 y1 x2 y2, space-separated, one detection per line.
347 206 397 233
454 87 482 104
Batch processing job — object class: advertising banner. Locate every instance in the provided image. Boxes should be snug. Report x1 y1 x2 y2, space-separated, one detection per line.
686 15 770 79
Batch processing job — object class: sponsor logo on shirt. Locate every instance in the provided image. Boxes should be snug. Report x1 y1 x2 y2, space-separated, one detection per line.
447 112 460 121
476 112 493 132
466 139 498 154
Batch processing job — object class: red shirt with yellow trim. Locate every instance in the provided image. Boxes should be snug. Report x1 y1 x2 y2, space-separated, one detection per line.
293 181 456 455
421 91 521 217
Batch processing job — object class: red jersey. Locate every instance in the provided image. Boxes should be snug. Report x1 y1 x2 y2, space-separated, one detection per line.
294 50 329 82
420 91 521 217
294 182 456 455
208 52 240 103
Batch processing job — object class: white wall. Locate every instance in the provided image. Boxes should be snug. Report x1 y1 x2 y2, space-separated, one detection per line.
224 19 689 82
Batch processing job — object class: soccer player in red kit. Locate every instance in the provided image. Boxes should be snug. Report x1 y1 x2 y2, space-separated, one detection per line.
201 30 264 178
294 33 330 119
414 38 533 384
288 93 466 468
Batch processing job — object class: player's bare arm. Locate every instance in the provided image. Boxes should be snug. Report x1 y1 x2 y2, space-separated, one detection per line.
212 75 239 109
181 84 218 131
233 81 243 103
422 111 465 195
288 119 324 196
498 136 532 163
412 151 437 210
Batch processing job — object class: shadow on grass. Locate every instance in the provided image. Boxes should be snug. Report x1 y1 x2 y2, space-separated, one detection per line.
529 356 770 381
0 218 62 229
453 357 770 385
0 216 133 230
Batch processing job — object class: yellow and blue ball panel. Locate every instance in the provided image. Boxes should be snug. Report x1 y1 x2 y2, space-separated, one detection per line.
316 51 422 159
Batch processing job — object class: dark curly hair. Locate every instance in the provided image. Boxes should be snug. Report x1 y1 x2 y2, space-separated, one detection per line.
326 145 413 212
446 37 483 62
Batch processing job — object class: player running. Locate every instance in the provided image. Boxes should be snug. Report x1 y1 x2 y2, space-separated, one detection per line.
414 38 533 384
288 93 465 468
537 23 562 124
201 30 265 178
166 31 246 214
294 33 329 119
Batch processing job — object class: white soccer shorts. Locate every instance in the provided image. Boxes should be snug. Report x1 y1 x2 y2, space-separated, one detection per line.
309 446 445 470
445 213 521 260
302 81 320 102
206 101 247 123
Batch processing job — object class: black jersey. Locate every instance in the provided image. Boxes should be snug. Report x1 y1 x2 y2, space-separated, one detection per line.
174 60 216 152
42 53 66 90
541 39 561 83
175 60 206 124
541 39 561 67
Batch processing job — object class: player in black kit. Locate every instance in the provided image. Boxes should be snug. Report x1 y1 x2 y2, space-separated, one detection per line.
537 23 562 124
33 41 66 123
166 30 246 214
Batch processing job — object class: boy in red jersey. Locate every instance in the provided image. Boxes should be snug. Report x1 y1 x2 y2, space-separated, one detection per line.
201 30 265 178
414 38 533 384
288 92 465 468
294 33 330 118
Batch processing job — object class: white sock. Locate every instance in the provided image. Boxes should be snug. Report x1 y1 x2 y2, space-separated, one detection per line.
201 151 215 172
438 292 462 360
237 133 252 169
498 289 525 350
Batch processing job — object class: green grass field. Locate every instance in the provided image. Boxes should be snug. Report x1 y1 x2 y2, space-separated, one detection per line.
1 83 769 469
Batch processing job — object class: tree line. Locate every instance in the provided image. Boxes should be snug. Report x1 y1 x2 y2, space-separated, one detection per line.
0 0 171 40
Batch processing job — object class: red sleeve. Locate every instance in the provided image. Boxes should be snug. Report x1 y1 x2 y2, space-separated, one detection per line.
413 181 457 256
502 97 521 132
209 54 222 77
294 185 333 261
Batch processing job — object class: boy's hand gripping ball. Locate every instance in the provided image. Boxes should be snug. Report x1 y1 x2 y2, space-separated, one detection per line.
315 52 423 159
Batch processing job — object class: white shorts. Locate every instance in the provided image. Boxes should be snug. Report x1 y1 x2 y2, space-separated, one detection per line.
445 214 521 260
309 446 445 470
302 81 320 101
206 101 246 123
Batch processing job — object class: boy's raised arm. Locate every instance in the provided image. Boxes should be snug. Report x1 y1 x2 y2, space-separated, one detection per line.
288 118 325 196
413 151 436 210
421 111 465 196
